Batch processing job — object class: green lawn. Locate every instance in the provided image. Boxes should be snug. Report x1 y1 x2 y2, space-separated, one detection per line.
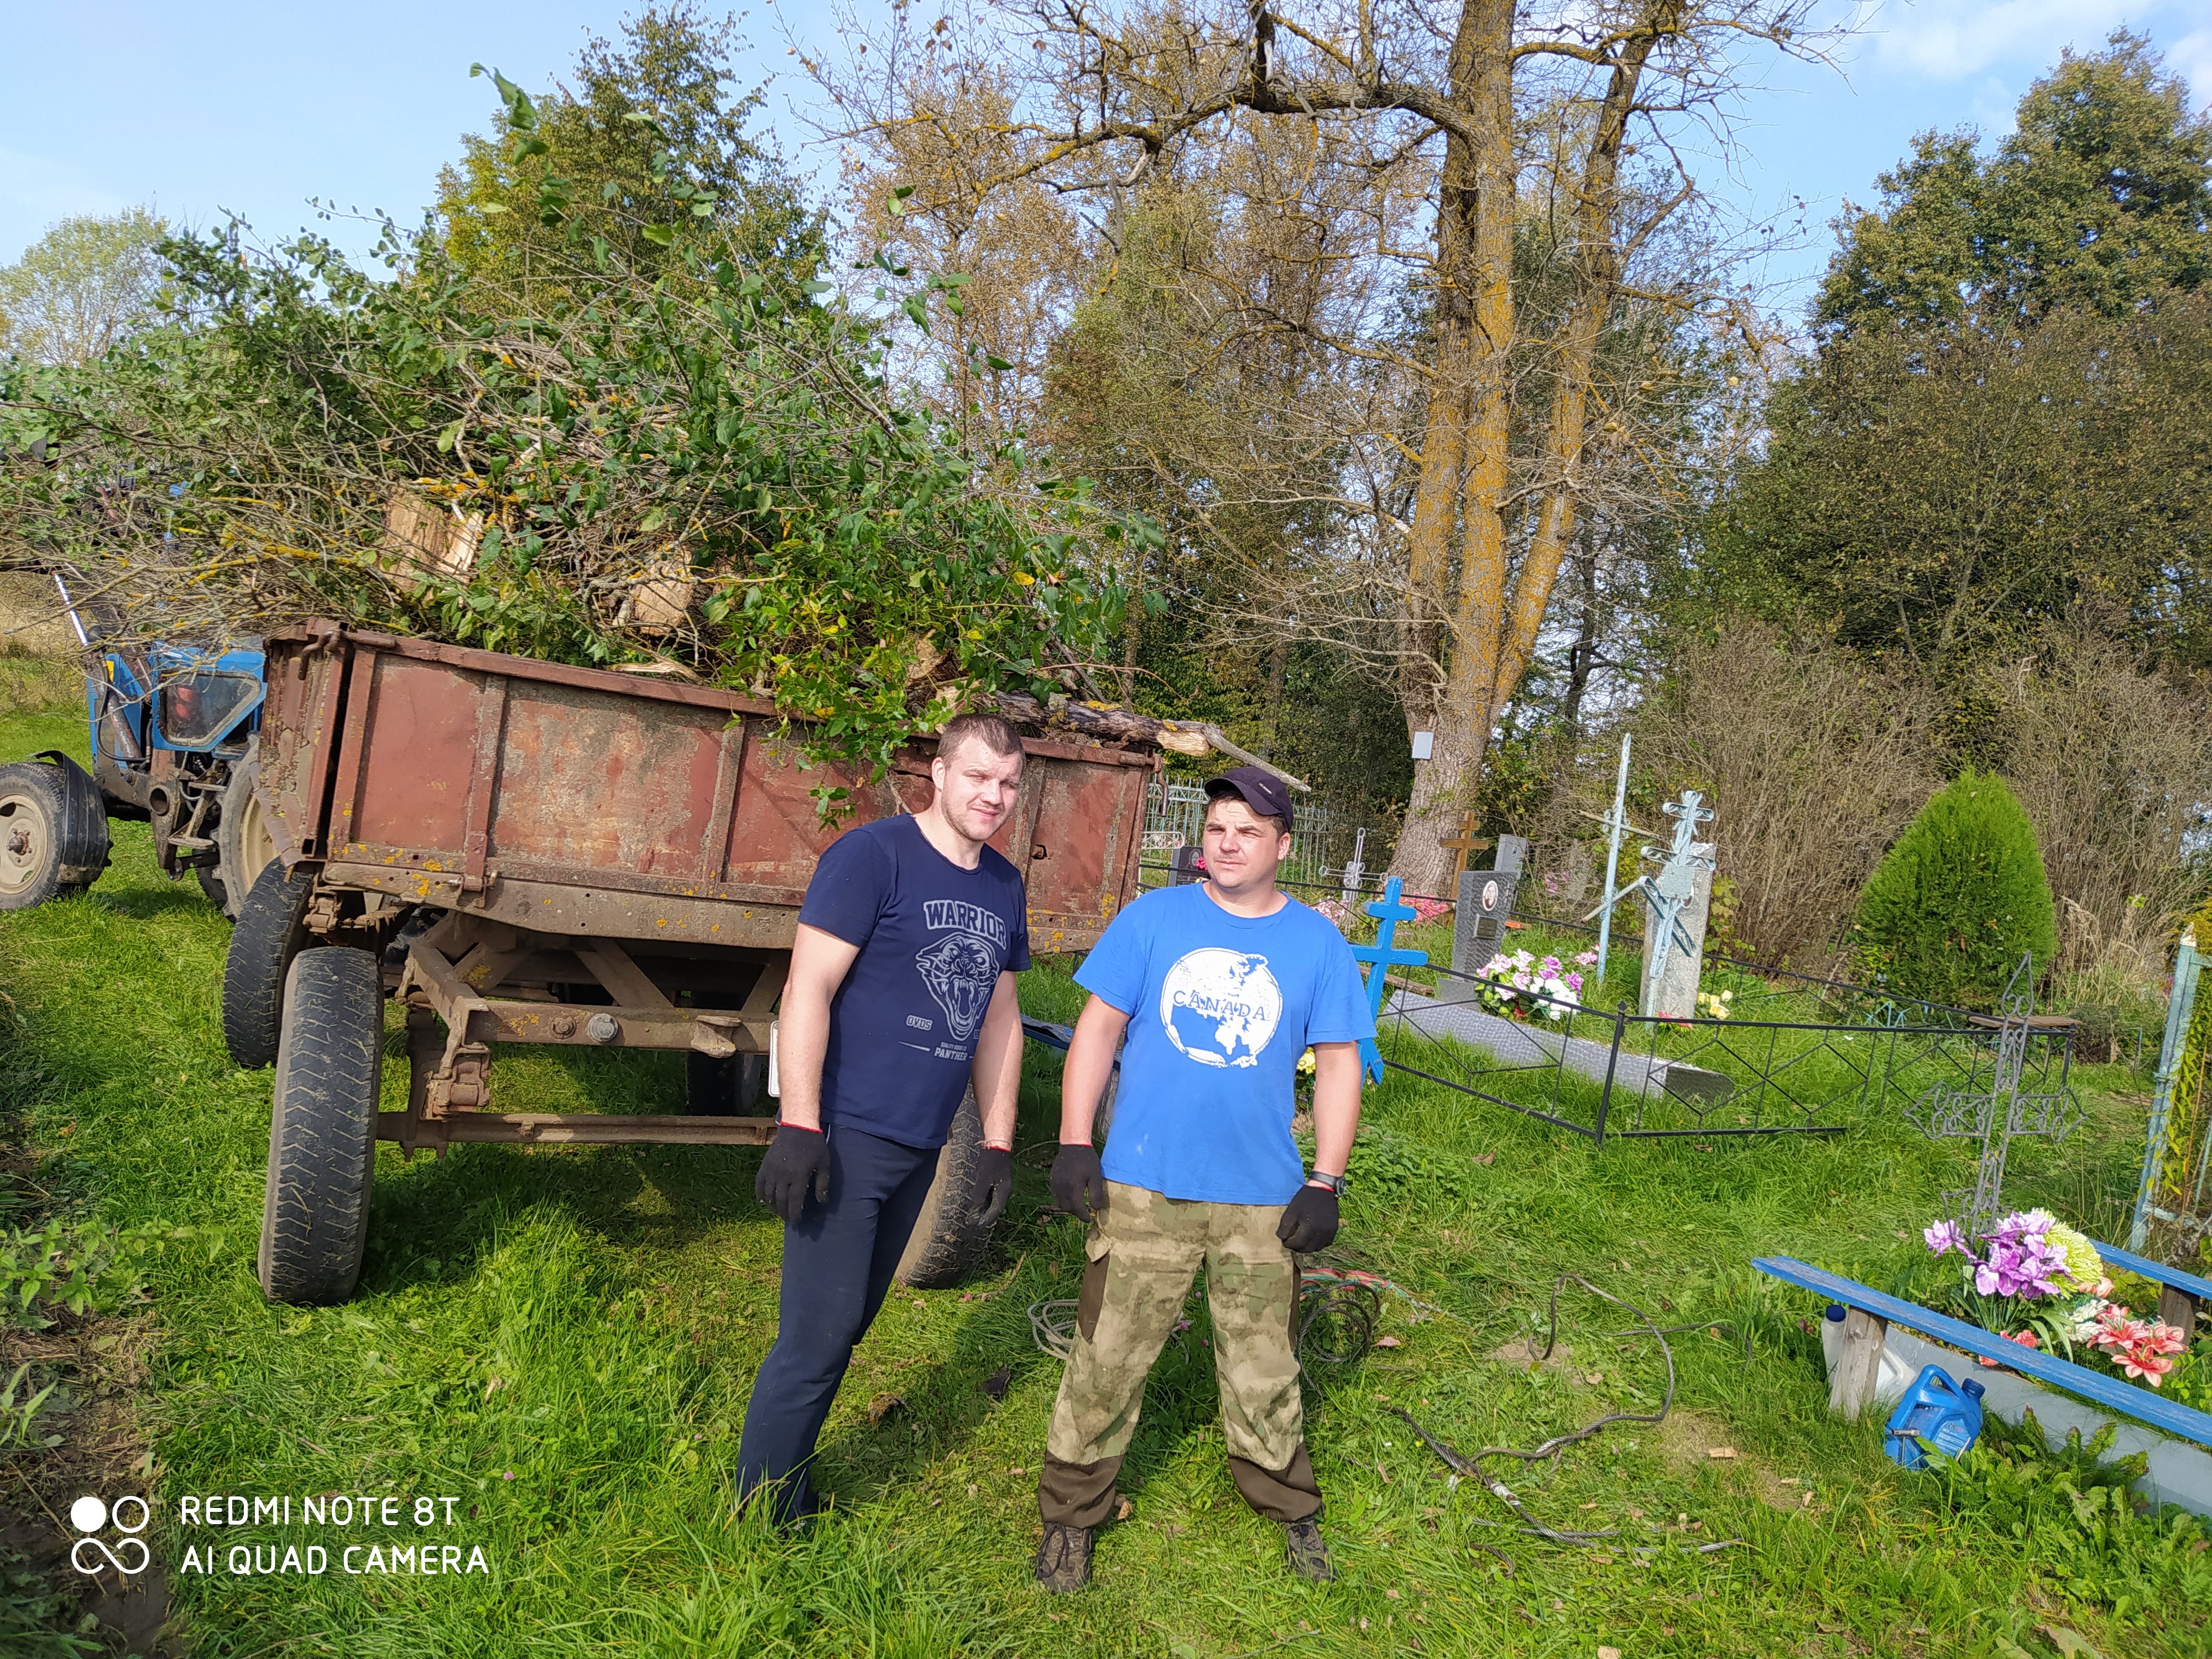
3 693 2208 1657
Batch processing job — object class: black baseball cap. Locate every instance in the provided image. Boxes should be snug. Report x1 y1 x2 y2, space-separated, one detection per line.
1203 765 1295 831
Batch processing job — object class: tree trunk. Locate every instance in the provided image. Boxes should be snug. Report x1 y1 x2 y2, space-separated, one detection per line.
1391 0 1515 896
1389 2 1670 893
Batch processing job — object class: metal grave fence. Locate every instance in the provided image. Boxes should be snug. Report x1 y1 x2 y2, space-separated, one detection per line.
1373 966 2075 1145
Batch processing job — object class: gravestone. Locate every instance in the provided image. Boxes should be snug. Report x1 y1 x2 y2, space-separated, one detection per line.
1632 791 1717 1020
1639 851 1712 1019
1169 846 1204 887
1553 841 1593 910
1447 833 1531 987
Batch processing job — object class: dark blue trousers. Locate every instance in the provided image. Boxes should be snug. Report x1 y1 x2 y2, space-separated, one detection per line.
734 1123 940 1523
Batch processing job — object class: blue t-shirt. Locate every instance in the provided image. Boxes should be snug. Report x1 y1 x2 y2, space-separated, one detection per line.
797 814 1030 1149
1076 884 1375 1204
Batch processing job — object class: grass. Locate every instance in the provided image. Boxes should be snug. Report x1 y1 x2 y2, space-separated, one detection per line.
1 695 2207 1657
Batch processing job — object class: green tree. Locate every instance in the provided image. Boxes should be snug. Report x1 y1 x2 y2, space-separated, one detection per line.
1818 32 2211 337
1853 769 2057 1009
437 3 821 304
0 207 167 365
1704 295 2212 693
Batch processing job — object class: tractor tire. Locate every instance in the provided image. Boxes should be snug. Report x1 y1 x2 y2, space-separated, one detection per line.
224 859 319 1068
257 948 382 1306
894 1085 998 1289
197 866 229 912
685 1050 767 1117
0 757 108 911
215 742 278 922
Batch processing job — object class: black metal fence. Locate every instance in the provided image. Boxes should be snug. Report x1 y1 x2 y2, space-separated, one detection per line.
1375 964 2076 1145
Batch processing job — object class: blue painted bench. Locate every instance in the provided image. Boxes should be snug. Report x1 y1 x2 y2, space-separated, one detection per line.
2091 1238 2212 1331
1752 1255 2212 1449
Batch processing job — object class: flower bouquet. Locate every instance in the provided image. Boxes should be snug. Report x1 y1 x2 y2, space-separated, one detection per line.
1921 1211 2195 1391
1465 948 1597 1022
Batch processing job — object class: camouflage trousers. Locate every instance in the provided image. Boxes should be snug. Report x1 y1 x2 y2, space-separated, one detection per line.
1038 1181 1321 1528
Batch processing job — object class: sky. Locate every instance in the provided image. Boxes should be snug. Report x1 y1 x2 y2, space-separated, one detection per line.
1 0 2207 324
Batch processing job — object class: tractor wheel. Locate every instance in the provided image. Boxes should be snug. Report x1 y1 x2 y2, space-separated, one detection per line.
197 866 229 912
0 758 108 911
257 948 382 1306
894 1086 999 1289
215 742 278 921
224 859 319 1068
685 1050 767 1117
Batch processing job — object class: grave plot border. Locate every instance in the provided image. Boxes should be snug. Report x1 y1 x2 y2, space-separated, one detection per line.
1375 964 2076 1146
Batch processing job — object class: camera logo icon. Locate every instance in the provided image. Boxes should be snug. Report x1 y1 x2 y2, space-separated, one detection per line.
69 1495 149 1575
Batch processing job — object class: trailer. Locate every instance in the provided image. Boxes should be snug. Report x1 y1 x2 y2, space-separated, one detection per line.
233 619 1156 1305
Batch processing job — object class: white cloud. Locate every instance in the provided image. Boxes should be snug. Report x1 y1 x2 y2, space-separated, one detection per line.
2168 28 2212 107
1845 0 2211 87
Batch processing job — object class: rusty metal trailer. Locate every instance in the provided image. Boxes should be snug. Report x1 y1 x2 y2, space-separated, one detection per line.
233 619 1154 1305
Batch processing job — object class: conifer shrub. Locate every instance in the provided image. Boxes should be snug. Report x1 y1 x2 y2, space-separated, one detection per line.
1852 769 2056 1009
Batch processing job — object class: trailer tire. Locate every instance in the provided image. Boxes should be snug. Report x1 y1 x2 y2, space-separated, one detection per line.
0 757 109 911
894 1086 998 1289
685 1050 766 1117
225 860 319 1068
216 742 279 922
257 948 382 1306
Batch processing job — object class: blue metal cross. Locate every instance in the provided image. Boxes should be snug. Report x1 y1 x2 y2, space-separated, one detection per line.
1348 877 1427 1083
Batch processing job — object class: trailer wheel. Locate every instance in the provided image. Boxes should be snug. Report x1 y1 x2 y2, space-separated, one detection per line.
257 948 382 1306
685 1050 766 1117
225 860 318 1068
894 1086 998 1289
0 758 109 911
216 742 278 921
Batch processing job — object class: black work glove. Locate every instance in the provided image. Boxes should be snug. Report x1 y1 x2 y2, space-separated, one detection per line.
1049 1143 1108 1223
1276 1185 1340 1254
755 1123 830 1225
973 1144 1015 1228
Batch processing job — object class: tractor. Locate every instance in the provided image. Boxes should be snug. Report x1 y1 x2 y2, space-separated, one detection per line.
0 576 274 916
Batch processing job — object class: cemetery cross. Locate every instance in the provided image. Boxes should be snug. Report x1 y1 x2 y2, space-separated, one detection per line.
1906 952 2084 1240
1348 877 1428 1085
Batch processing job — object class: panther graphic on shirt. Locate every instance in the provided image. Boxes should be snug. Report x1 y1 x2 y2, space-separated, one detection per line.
915 932 1000 1042
1157 948 1284 1069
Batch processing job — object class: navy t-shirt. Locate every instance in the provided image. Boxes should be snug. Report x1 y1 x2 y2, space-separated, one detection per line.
797 813 1030 1148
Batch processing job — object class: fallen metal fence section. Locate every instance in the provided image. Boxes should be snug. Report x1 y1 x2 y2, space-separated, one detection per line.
1375 966 2076 1144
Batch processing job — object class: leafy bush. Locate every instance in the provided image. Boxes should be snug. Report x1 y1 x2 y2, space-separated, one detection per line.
1934 1410 2212 1623
1853 768 2056 1008
0 1218 197 1328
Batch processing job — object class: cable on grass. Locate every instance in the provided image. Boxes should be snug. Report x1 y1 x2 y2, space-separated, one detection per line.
1393 1272 1744 1557
1029 1298 1077 1359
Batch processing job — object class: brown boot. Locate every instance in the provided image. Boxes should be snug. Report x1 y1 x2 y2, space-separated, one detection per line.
1283 1517 1335 1583
1034 1522 1094 1593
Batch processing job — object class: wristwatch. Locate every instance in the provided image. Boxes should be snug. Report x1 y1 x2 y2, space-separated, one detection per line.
1306 1170 1347 1196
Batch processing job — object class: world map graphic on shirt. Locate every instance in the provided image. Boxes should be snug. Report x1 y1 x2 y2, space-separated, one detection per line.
1158 947 1284 1069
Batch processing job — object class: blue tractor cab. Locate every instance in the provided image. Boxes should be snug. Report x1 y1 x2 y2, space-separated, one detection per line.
0 576 275 916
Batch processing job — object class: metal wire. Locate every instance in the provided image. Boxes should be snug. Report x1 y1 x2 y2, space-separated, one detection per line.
1392 1272 1741 1559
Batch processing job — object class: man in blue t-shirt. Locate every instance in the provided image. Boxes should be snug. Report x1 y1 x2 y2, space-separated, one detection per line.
734 712 1031 1526
1032 767 1374 1592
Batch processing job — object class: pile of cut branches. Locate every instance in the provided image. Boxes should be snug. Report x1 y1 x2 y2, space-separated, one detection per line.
0 81 1146 785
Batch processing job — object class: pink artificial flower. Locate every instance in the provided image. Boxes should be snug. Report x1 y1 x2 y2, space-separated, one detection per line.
1923 1219 1968 1258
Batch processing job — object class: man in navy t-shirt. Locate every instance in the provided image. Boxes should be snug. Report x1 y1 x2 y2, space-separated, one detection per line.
1032 767 1373 1592
734 712 1030 1526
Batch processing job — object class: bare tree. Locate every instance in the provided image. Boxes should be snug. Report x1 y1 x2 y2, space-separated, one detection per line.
804 0 1828 885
